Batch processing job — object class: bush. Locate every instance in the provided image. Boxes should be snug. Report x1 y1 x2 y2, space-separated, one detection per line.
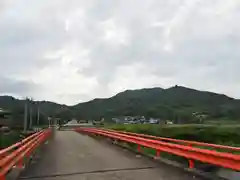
108 124 240 146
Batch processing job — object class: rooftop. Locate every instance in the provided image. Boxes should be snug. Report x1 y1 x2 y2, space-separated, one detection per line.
0 108 11 114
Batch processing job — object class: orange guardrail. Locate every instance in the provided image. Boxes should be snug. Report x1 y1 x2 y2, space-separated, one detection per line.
101 128 240 152
75 128 240 171
0 129 52 180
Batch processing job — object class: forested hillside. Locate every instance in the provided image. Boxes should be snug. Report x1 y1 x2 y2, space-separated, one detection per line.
73 86 240 121
1 86 240 125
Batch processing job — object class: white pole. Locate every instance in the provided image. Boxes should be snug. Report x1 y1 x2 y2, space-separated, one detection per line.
48 117 51 128
37 108 40 126
24 99 28 133
29 108 32 129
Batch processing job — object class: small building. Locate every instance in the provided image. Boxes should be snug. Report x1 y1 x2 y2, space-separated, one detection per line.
166 120 173 125
149 118 159 124
0 108 11 128
79 119 88 123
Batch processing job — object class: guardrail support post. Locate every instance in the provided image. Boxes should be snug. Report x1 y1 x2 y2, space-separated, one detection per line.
137 145 141 153
0 175 6 180
17 158 24 169
188 159 194 169
26 149 32 159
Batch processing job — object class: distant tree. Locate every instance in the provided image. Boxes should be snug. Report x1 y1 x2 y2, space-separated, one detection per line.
1 85 240 123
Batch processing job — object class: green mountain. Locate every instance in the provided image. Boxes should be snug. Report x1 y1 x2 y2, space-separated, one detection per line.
1 86 240 125
73 86 240 121
0 96 69 126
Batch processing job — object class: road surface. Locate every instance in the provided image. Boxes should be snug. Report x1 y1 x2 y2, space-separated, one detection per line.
20 131 204 180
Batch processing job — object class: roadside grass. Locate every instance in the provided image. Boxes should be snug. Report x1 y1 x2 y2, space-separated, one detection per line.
0 130 22 149
0 130 34 149
106 124 240 153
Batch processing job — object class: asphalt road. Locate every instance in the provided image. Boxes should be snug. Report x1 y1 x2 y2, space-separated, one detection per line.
19 131 204 180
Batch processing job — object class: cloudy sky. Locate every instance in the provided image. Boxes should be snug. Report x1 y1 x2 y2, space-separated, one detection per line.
0 0 239 105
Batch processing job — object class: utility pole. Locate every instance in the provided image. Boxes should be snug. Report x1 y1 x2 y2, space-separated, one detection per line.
37 107 40 126
23 98 28 133
29 107 32 130
48 117 51 128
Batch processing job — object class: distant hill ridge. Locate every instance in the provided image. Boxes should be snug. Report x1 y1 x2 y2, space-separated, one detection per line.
0 86 240 124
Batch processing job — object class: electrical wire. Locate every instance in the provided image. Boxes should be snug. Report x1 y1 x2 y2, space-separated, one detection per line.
19 166 159 179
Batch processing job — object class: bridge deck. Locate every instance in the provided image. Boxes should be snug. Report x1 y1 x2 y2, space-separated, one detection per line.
20 131 203 180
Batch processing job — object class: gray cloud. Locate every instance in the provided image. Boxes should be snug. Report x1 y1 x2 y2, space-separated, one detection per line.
0 76 40 96
0 0 239 104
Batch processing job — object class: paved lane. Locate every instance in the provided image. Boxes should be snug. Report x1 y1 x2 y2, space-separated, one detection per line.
20 131 203 180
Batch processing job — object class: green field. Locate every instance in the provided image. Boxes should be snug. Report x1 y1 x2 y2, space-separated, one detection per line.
0 131 22 149
107 124 240 147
